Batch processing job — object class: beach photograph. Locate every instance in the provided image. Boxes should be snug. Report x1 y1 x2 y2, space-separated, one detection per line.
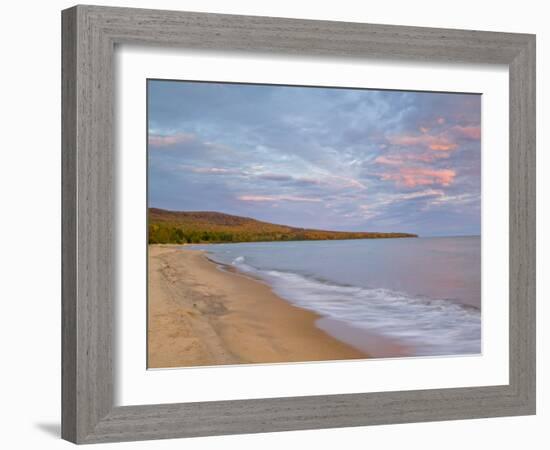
147 80 481 369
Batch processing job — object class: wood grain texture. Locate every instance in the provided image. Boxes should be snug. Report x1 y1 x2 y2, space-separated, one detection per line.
508 36 536 408
61 4 536 444
61 7 77 443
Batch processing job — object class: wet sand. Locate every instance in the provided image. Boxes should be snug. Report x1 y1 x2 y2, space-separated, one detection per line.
148 245 367 368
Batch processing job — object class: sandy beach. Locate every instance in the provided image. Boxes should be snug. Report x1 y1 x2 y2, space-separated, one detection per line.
148 245 367 368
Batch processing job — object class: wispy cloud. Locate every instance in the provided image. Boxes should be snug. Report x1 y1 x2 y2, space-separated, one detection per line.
149 132 195 147
190 167 243 175
237 194 322 203
183 163 366 191
380 167 456 188
388 132 458 152
148 80 480 235
375 152 450 165
356 189 444 220
257 173 294 181
451 125 481 140
428 192 480 206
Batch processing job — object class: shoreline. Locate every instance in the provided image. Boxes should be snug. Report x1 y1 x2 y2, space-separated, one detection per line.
148 245 368 368
206 251 412 358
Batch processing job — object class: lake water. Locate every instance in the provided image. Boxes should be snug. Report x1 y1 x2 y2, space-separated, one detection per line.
192 236 481 357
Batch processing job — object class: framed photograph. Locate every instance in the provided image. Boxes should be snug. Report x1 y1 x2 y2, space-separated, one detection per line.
62 5 536 444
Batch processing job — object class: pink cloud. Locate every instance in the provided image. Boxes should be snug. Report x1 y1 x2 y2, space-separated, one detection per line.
386 123 479 157
375 152 449 166
388 133 458 152
374 155 402 166
430 143 456 151
149 132 195 147
238 195 321 203
380 167 456 187
451 125 481 140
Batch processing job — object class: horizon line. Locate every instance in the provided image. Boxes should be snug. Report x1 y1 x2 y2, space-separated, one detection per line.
148 206 479 238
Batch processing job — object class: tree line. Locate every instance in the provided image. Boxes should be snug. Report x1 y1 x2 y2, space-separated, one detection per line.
148 222 416 244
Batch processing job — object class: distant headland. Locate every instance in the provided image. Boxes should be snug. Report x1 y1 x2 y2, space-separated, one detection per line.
148 208 417 244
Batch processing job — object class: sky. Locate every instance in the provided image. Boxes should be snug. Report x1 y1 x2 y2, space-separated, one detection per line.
148 80 481 236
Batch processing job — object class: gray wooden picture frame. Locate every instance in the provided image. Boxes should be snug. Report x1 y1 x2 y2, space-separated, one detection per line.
61 4 536 444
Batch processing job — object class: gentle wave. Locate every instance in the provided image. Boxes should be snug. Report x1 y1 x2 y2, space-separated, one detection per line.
230 256 481 356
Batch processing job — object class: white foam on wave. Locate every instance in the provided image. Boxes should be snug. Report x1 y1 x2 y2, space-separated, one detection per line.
231 256 246 265
231 257 481 356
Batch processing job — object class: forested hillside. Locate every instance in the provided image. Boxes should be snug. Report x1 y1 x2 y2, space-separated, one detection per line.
148 208 417 244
